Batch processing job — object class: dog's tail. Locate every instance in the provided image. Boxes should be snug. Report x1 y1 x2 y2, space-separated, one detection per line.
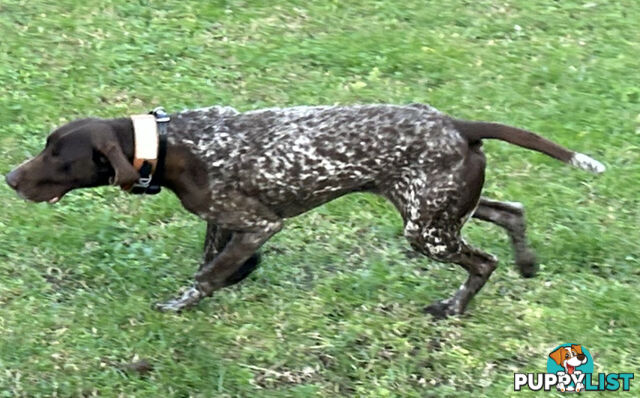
452 119 605 174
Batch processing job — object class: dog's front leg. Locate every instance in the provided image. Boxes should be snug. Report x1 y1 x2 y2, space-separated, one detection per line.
203 222 228 263
195 221 281 294
202 222 262 287
155 198 282 312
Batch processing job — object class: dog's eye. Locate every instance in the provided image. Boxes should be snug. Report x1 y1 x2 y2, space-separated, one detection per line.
97 155 108 165
565 353 569 359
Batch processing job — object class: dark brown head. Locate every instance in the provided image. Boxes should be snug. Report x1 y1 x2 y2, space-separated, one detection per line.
5 118 138 203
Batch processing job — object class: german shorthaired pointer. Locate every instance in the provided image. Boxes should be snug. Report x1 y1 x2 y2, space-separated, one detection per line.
6 104 605 317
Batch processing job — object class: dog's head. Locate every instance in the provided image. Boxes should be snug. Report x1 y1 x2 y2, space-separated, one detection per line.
549 345 588 374
5 118 138 203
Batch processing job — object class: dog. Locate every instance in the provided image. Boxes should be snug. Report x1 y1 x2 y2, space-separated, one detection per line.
5 104 605 317
549 345 589 392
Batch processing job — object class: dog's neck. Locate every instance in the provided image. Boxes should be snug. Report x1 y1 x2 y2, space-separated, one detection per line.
110 118 136 160
110 117 210 213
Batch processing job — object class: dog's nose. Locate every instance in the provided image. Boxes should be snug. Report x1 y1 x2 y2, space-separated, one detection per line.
577 354 586 361
5 169 20 189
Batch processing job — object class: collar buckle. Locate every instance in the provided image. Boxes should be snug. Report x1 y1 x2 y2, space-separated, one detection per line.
151 107 170 123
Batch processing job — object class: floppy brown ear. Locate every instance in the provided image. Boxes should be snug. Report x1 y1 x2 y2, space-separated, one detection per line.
98 140 139 186
549 347 565 366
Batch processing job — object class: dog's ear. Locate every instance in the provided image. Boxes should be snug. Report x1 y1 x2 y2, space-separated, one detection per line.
571 345 583 355
96 140 139 187
549 347 565 365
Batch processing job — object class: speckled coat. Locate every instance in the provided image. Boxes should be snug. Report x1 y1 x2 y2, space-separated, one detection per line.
169 104 468 234
154 103 602 315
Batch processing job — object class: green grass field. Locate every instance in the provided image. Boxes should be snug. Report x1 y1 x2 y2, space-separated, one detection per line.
1 1 639 396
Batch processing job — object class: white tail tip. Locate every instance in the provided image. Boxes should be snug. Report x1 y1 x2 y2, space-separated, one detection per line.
570 153 606 174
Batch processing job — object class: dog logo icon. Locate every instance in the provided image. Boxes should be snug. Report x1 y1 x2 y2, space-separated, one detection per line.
515 343 633 392
548 344 592 392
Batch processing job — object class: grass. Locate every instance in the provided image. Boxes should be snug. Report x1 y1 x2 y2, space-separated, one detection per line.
1 0 639 396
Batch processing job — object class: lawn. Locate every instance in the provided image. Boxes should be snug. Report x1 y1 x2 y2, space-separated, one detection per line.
1 0 639 396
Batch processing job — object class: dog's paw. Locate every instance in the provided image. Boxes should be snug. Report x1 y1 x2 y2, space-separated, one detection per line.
154 286 204 312
424 299 460 319
516 250 538 278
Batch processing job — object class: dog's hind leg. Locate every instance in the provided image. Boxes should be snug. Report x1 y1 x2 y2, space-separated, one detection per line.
386 152 497 317
472 197 537 277
202 222 261 286
420 241 498 318
403 213 498 318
